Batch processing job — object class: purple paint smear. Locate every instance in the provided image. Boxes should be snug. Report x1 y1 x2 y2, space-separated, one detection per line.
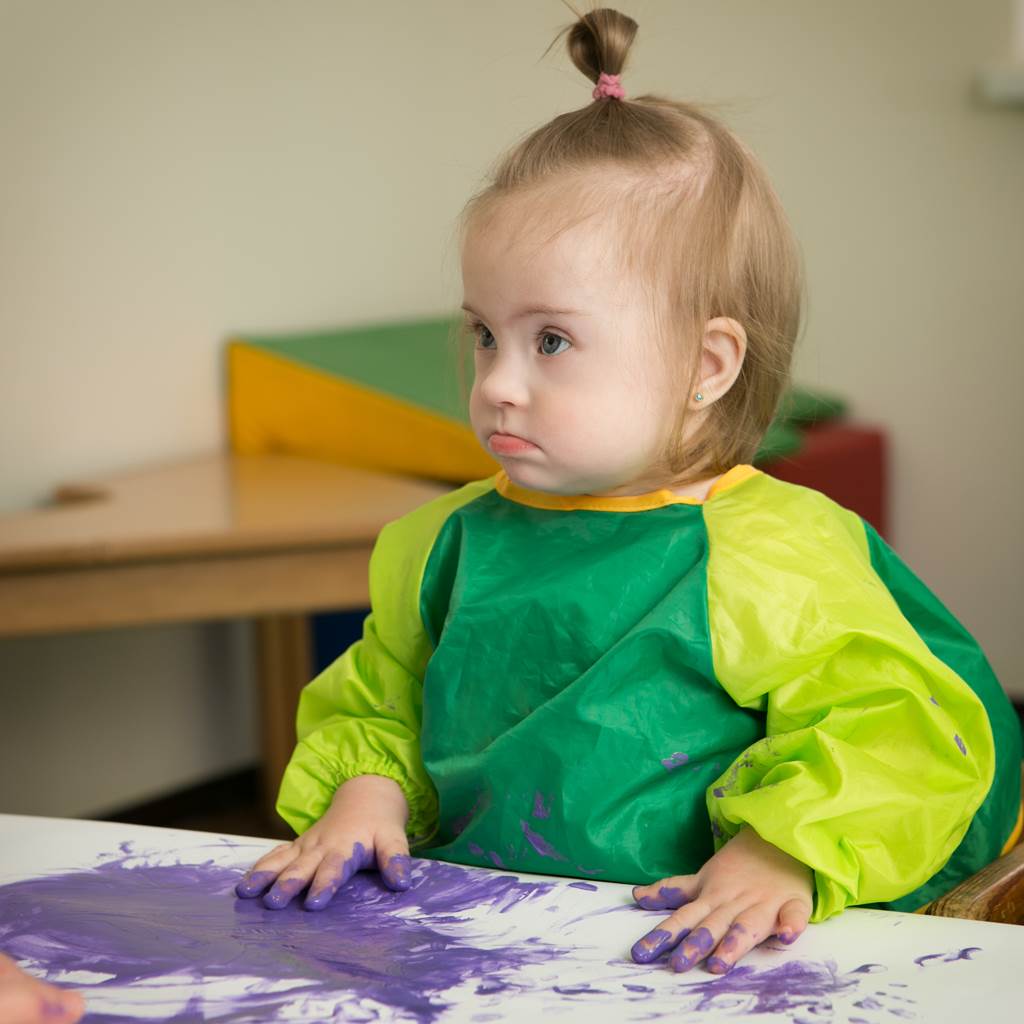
660 751 689 771
519 820 567 862
954 733 967 756
674 959 883 1017
0 852 564 1023
914 946 982 967
531 791 551 819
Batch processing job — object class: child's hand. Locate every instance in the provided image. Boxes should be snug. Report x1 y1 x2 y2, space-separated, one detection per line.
630 826 813 973
235 774 412 910
0 953 85 1023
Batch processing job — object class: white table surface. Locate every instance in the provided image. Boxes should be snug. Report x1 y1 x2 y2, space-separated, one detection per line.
1 813 1021 1023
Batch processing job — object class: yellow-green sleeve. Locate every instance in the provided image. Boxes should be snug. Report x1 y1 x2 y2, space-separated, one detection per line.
704 474 995 921
275 476 496 843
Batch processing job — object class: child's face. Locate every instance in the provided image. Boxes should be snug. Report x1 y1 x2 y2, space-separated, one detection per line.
463 201 680 496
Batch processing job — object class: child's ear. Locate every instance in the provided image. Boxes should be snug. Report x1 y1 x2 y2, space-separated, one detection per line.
696 317 747 407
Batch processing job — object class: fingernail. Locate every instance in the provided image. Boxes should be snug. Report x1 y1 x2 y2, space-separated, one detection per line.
262 876 304 910
778 929 798 945
630 928 675 964
705 956 732 975
234 870 276 899
384 854 412 891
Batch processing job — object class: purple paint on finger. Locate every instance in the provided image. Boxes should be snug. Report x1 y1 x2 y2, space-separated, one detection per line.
670 925 715 972
519 820 568 862
531 791 551 819
568 881 598 891
719 922 746 952
705 956 732 975
303 841 372 911
234 869 276 899
954 733 967 756
630 928 677 964
660 751 690 771
0 851 563 1023
382 854 412 892
262 874 305 910
634 885 689 911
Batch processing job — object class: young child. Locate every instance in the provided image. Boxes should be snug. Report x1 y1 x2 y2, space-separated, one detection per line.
237 7 1022 974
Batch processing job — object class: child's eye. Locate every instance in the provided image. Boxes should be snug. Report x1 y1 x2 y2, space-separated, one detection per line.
472 323 496 349
539 332 571 356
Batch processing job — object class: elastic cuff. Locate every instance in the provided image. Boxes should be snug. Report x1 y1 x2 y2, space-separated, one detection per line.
333 759 437 845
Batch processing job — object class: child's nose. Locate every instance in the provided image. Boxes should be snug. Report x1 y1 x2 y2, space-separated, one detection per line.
479 353 529 407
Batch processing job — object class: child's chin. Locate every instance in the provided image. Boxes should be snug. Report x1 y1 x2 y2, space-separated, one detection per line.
503 463 584 496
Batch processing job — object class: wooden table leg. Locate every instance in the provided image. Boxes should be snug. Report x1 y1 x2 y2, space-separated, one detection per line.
255 614 313 837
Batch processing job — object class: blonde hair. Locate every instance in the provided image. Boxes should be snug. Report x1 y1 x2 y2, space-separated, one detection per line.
458 5 803 482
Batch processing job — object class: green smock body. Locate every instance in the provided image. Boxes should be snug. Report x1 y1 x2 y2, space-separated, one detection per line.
277 466 1021 919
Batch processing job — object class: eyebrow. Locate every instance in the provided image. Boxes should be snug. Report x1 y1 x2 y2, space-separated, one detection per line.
460 302 587 320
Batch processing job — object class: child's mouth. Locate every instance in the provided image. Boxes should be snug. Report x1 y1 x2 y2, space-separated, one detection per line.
488 433 539 455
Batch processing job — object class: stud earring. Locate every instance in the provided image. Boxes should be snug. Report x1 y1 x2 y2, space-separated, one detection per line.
694 392 705 402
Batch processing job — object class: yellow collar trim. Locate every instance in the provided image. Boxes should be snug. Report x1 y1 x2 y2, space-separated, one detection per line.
494 464 760 512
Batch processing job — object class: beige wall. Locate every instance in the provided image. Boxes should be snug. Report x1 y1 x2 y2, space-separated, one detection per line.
1 1 1021 816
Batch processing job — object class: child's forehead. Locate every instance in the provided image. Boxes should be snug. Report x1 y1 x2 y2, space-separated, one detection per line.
462 192 633 294
465 183 620 252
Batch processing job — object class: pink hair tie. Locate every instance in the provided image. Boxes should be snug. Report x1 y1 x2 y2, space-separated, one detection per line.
592 72 626 101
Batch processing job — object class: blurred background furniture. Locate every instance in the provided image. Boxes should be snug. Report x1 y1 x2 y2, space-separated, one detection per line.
0 454 448 830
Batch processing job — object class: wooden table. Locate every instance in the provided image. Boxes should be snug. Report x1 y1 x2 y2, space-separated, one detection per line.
0 453 450 824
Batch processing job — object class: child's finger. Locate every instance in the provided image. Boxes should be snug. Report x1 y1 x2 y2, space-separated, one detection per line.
302 841 375 910
303 852 349 910
0 975 85 1024
42 988 86 1023
234 868 280 899
704 908 774 974
668 905 741 974
235 844 297 898
631 875 696 911
262 847 330 910
629 897 709 964
250 843 298 875
375 830 413 891
774 897 811 945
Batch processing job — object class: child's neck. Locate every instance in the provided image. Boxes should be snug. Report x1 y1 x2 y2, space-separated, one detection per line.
670 474 723 501
587 473 724 501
